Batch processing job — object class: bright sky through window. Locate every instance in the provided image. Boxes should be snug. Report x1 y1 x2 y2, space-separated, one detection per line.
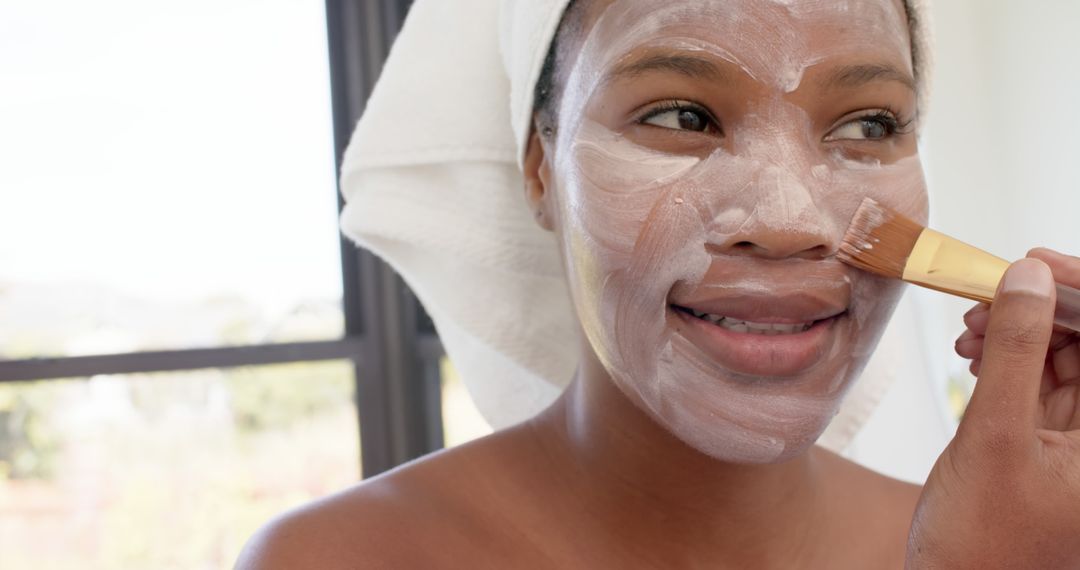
0 0 342 315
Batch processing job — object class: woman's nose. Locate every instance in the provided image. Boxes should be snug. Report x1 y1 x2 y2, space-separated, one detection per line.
705 165 837 260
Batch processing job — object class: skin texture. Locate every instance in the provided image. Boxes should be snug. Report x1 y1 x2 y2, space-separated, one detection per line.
235 2 1080 568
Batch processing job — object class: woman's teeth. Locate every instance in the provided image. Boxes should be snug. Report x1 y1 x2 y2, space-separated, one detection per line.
687 309 814 335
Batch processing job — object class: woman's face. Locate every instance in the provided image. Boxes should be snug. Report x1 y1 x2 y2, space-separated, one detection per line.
543 0 928 462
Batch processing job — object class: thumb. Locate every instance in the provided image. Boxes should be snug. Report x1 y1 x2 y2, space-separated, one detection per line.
960 258 1056 443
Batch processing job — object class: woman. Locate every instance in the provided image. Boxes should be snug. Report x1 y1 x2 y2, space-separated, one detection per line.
239 1 1080 567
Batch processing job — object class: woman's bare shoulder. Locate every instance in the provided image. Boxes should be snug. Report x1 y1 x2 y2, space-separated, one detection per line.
234 425 539 570
813 446 923 568
814 444 922 497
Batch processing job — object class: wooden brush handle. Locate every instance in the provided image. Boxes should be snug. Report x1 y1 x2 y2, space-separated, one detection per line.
1055 283 1080 334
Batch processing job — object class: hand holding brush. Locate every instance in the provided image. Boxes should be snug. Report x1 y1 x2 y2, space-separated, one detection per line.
838 197 1080 333
838 199 1080 567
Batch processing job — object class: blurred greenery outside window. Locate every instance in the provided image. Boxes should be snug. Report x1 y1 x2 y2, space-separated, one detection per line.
0 362 359 569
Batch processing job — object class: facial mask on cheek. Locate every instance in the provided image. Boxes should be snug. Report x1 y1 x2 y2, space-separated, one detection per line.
551 0 928 463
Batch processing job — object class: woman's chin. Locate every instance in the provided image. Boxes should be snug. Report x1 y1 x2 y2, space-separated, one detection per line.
658 405 829 465
612 346 850 465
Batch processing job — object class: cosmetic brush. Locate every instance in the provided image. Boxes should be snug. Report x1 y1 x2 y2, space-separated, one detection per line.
837 197 1080 333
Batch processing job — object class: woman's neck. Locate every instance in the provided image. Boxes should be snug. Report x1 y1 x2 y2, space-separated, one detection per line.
526 338 839 567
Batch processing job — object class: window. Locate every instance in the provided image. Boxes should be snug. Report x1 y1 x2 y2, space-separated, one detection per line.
0 0 459 567
0 0 343 358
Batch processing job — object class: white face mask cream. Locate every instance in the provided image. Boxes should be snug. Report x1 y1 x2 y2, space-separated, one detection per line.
547 0 927 462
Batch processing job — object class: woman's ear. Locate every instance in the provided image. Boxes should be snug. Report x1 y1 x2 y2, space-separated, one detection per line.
523 124 556 232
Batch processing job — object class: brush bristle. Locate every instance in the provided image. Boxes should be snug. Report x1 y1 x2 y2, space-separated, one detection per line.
837 198 924 279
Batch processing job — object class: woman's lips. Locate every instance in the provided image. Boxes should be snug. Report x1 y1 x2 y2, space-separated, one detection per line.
671 305 843 377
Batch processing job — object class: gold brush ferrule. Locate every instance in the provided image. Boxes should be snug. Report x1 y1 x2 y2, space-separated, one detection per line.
902 229 1012 304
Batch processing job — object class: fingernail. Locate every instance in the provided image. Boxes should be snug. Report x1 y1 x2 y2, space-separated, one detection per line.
1001 258 1053 297
1030 247 1079 263
965 308 991 332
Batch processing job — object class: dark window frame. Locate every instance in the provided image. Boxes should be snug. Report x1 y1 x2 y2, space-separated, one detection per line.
0 0 436 478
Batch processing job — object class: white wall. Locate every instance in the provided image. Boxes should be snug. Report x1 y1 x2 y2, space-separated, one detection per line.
928 0 1080 258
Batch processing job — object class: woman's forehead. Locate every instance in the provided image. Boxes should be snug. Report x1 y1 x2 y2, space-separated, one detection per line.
575 0 912 37
568 0 913 93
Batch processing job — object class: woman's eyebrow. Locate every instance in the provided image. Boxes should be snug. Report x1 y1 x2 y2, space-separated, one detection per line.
822 63 916 93
604 53 733 85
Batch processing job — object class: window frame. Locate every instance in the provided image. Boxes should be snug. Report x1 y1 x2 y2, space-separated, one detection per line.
0 0 439 478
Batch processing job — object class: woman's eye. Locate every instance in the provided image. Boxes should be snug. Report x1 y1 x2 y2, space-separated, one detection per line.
826 114 903 142
640 104 716 133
